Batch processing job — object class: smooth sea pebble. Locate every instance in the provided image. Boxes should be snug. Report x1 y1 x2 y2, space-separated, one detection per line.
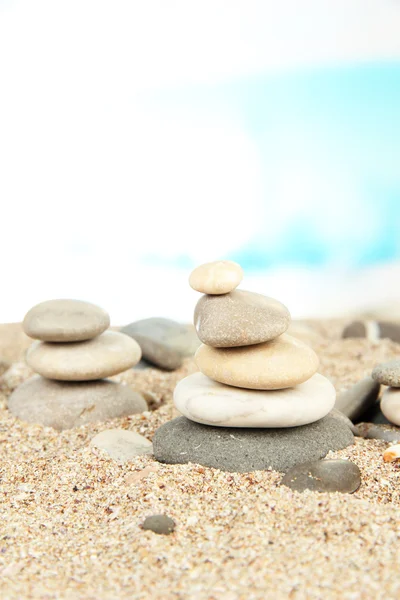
153 416 354 473
189 260 243 295
342 320 400 343
8 376 147 430
142 515 175 535
26 331 141 381
280 459 361 493
372 360 400 387
381 388 400 426
90 429 153 461
353 422 400 443
194 290 290 347
195 334 319 390
23 299 110 342
335 377 380 422
121 318 200 370
174 372 335 427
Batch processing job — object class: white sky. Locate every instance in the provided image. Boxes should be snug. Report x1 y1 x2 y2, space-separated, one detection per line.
1 0 400 323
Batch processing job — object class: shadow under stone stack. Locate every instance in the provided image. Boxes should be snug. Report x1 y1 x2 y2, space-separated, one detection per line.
8 299 147 430
153 261 354 473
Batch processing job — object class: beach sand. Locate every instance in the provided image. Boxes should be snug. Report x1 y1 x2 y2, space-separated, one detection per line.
1 321 400 599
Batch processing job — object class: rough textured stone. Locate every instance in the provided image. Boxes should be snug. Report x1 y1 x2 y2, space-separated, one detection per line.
335 377 380 421
23 299 110 342
195 334 319 390
372 360 400 387
174 372 335 427
26 331 141 381
194 290 290 348
281 459 361 493
353 422 400 443
381 387 400 426
153 416 354 473
90 429 153 461
327 408 355 431
189 260 243 295
142 515 175 535
121 318 200 370
8 376 147 430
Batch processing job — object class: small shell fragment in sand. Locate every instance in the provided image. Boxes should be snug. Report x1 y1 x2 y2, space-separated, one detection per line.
383 444 400 463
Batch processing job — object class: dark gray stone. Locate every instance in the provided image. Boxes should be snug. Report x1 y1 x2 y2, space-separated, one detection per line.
342 320 400 343
142 514 175 535
280 459 361 493
372 360 400 387
361 403 391 425
328 408 355 432
335 377 380 422
378 322 400 343
153 416 354 473
353 422 400 442
342 321 366 338
121 318 200 370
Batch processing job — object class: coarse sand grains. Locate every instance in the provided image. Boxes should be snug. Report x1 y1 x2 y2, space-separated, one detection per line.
1 321 400 599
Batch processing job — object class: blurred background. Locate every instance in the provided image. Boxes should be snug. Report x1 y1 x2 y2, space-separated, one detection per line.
1 0 400 324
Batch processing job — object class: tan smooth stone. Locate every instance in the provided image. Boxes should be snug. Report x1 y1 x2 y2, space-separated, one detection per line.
189 260 243 295
8 376 147 430
194 290 290 347
26 331 141 381
381 388 400 426
23 299 110 342
195 334 319 390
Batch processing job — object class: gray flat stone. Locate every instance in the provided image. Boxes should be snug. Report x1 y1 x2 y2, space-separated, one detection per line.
121 318 200 370
353 422 400 442
280 459 361 493
335 377 380 421
90 429 153 461
153 416 354 473
342 320 400 343
23 299 110 342
8 376 147 430
142 514 175 535
372 360 400 387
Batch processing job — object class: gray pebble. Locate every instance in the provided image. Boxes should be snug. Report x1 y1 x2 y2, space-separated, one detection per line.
153 416 354 473
342 320 400 343
335 377 380 422
142 514 175 535
121 318 200 370
372 360 400 387
353 422 400 442
280 459 361 493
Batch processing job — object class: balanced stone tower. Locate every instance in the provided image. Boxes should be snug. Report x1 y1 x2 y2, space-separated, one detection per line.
8 299 147 430
153 261 354 472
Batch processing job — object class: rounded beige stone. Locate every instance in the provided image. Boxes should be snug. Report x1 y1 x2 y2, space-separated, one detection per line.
195 334 319 390
381 388 400 426
90 429 153 461
26 331 141 381
189 260 243 295
8 376 147 430
23 299 110 342
194 290 290 347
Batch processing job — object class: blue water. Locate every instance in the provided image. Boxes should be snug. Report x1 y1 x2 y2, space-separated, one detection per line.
143 63 400 272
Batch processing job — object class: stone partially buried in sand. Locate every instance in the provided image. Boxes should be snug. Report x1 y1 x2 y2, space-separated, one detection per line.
281 459 361 493
174 372 335 427
372 360 400 387
194 290 290 347
23 299 110 342
189 260 243 295
121 318 200 370
8 377 147 430
195 334 319 390
26 331 141 381
90 429 153 461
153 416 354 473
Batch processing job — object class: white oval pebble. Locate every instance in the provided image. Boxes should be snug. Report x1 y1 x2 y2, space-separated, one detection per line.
90 429 153 461
174 372 336 428
381 388 400 426
189 260 243 295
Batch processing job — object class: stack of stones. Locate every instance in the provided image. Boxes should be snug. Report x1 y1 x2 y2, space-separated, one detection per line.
8 299 147 430
372 360 400 426
154 261 354 473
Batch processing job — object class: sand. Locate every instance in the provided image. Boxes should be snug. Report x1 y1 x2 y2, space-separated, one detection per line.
1 321 400 599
